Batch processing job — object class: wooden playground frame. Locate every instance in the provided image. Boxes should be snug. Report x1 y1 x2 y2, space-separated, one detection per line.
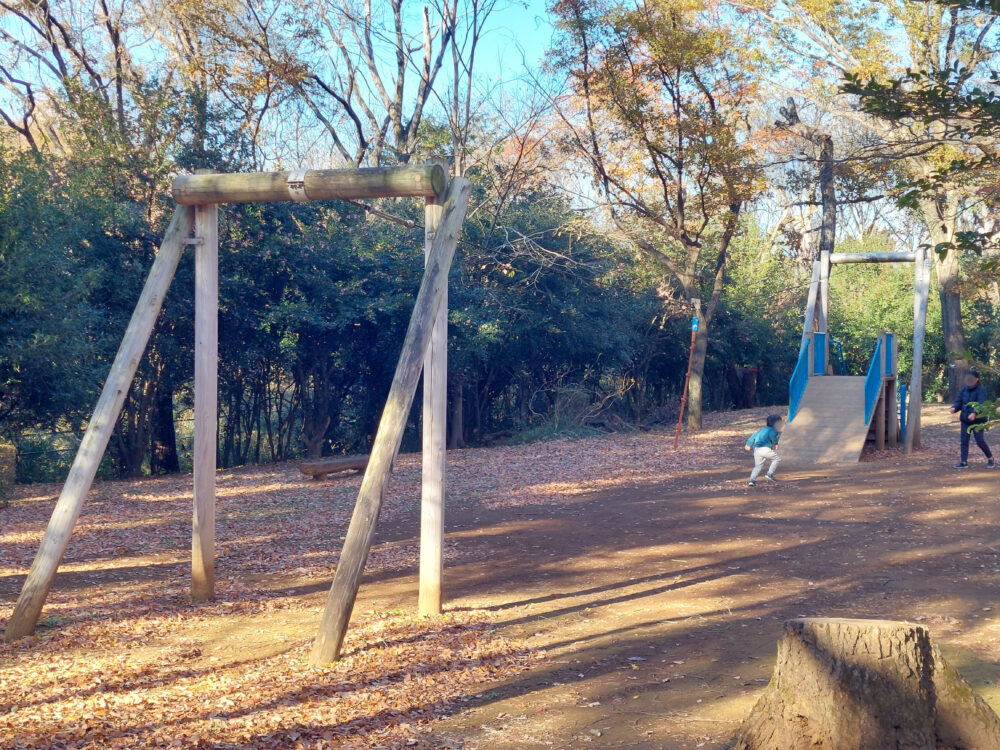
3 164 472 666
799 245 931 454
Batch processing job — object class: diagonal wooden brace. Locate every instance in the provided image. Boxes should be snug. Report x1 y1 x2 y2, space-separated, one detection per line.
309 177 471 665
4 206 195 640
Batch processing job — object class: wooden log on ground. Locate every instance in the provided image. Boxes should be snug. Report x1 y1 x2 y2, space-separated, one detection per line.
731 618 1000 749
4 206 195 640
309 177 471 666
297 455 371 479
172 165 446 205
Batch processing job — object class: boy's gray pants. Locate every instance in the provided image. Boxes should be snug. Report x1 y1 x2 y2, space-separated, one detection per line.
750 447 780 480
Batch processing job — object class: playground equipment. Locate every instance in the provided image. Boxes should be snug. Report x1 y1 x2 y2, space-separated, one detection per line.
781 332 898 465
3 164 472 667
782 245 932 464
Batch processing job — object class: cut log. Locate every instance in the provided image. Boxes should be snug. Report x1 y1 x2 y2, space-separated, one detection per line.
830 251 917 264
297 455 370 479
172 165 446 205
732 618 1000 750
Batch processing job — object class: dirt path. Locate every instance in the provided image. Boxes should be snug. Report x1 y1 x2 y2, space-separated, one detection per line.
427 406 1000 748
3 405 999 748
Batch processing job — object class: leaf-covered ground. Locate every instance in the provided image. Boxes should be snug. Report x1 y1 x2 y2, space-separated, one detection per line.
1 405 995 748
1 412 743 749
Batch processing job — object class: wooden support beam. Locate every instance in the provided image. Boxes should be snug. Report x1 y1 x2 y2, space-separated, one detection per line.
3 206 195 640
818 250 830 332
882 378 899 448
192 204 218 602
875 390 886 450
800 260 821 355
906 246 931 454
830 251 916 264
420 188 447 617
172 165 447 205
310 177 472 666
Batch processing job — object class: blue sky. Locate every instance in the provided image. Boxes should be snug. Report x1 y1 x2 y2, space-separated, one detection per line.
474 0 556 82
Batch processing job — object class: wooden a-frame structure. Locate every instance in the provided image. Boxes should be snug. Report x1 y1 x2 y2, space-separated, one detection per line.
3 164 472 665
799 245 931 453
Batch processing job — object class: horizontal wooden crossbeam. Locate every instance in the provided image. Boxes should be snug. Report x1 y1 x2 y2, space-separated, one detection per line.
172 165 446 205
830 251 915 264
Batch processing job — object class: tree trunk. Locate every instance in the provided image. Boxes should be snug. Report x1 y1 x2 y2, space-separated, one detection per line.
448 377 465 449
150 383 179 474
937 249 967 399
741 367 757 408
686 324 710 430
732 618 1000 750
921 194 967 401
726 366 743 409
302 413 330 458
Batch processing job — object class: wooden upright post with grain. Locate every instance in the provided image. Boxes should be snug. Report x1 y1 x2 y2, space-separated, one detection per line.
419 170 450 616
310 178 471 666
906 245 931 454
192 203 219 602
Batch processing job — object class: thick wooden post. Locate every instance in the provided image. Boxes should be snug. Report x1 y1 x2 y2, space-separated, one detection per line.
310 178 471 666
192 204 218 602
818 249 831 368
875 390 886 450
886 381 898 448
419 189 447 616
906 246 930 454
4 207 195 640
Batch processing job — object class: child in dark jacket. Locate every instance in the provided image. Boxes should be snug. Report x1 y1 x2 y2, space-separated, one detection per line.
745 414 782 487
950 368 995 469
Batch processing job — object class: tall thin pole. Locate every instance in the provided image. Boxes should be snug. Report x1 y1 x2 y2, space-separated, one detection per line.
674 299 701 450
905 245 930 454
419 186 447 616
192 203 218 601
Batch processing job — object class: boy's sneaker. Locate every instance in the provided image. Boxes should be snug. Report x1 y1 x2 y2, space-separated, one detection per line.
765 474 778 482
954 462 969 469
989 458 996 469
747 480 756 487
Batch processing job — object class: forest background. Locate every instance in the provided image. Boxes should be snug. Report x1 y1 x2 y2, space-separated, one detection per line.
1 0 998 482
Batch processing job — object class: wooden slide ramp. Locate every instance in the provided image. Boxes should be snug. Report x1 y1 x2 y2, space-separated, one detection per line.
781 376 869 465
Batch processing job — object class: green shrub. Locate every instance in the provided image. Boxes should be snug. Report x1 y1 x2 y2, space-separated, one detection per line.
0 441 14 504
16 434 116 484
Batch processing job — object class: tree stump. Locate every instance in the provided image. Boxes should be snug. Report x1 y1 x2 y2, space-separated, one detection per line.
732 618 1000 750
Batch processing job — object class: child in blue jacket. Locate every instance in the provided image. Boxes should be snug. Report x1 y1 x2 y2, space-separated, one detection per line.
745 414 782 487
950 368 994 469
